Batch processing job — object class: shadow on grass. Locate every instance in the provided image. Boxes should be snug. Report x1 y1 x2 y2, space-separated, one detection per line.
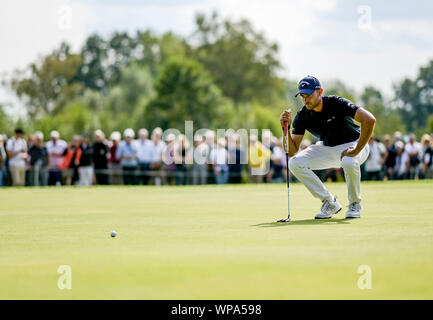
252 218 352 227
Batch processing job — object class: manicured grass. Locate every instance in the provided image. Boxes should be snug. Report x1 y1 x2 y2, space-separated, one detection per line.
1 180 432 299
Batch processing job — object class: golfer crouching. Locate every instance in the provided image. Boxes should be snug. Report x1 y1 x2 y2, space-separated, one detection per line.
280 76 376 219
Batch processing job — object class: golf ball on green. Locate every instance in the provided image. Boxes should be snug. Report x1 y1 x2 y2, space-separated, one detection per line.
110 230 117 237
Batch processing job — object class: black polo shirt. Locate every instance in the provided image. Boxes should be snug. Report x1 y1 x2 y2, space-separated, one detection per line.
292 95 361 147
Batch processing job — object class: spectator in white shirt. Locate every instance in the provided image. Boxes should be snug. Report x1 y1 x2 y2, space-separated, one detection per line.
45 130 67 185
365 137 387 181
136 128 153 185
405 133 422 179
6 128 28 186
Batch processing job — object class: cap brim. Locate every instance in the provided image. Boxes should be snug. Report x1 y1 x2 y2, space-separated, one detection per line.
295 88 315 97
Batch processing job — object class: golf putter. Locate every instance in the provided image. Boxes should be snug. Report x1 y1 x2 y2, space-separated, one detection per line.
277 120 291 223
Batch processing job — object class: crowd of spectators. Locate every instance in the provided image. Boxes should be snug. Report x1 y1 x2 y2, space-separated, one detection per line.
0 127 432 187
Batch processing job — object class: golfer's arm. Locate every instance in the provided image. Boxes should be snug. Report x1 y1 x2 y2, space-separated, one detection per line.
353 107 376 154
287 134 303 157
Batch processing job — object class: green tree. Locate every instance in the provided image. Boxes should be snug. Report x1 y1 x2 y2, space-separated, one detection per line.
145 58 225 130
0 105 14 135
360 86 405 137
105 63 154 115
9 42 83 119
135 31 190 77
33 102 95 141
394 59 433 132
190 12 285 106
323 80 356 101
78 32 140 92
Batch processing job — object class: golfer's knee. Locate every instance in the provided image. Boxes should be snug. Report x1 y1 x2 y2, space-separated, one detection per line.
341 156 359 169
289 157 303 172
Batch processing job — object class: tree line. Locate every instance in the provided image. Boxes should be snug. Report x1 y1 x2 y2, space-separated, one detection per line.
1 12 432 140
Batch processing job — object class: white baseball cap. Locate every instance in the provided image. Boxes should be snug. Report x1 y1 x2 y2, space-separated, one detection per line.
110 131 121 141
34 131 44 140
123 128 135 138
50 130 60 139
94 129 104 137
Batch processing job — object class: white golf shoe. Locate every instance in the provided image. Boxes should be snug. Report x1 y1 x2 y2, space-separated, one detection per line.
315 197 342 219
346 203 362 218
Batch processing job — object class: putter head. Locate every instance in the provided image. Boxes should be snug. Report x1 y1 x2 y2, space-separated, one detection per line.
277 217 291 223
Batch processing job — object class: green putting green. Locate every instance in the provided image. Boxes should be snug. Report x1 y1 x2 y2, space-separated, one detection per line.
1 180 432 299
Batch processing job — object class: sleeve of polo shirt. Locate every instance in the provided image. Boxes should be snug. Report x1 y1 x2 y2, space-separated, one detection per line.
336 96 359 118
291 110 306 135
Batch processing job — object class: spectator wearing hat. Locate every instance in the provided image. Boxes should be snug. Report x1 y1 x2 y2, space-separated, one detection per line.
136 128 153 185
0 135 7 187
78 132 94 186
93 130 109 185
6 128 28 186
28 131 49 186
116 128 138 185
108 131 122 185
405 133 422 179
149 127 166 185
46 130 67 185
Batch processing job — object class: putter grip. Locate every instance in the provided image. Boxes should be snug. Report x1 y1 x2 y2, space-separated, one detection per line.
283 121 289 154
281 123 290 133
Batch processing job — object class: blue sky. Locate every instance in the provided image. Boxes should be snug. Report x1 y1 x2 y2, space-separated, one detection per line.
1 0 433 116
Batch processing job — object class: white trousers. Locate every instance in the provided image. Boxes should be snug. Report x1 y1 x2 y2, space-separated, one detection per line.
289 140 370 204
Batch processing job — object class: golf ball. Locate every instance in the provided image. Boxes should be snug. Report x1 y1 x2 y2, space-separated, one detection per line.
110 230 117 237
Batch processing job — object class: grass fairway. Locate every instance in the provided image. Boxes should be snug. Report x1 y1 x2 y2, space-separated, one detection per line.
1 180 432 299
